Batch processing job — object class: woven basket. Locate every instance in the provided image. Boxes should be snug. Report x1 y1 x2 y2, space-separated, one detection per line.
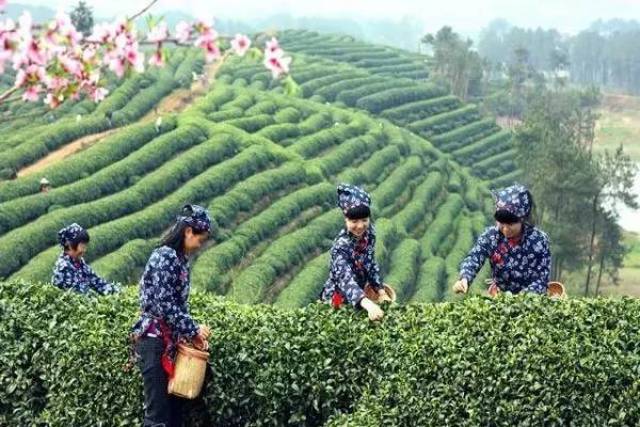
547 281 567 299
364 284 397 303
168 344 209 399
486 281 567 298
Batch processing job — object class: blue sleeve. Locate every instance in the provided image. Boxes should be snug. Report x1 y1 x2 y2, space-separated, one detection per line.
459 227 494 285
143 250 199 338
365 230 383 290
51 257 74 290
331 246 366 307
524 234 551 294
85 264 120 295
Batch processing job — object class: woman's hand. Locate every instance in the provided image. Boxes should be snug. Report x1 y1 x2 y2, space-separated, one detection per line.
198 325 211 340
192 325 211 351
377 288 392 303
487 282 499 298
360 297 384 321
192 334 209 351
453 278 469 294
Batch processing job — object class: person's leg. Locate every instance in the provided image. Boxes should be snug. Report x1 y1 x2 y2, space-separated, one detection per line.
181 363 213 426
168 395 184 427
137 336 173 427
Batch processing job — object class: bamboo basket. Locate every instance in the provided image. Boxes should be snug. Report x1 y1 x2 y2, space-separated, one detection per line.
486 281 567 298
364 284 397 303
547 281 567 299
168 344 209 399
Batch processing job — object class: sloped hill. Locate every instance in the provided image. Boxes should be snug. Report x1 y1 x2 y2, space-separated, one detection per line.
0 33 525 305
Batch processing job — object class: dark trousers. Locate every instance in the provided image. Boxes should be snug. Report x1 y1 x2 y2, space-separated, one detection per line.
136 336 184 427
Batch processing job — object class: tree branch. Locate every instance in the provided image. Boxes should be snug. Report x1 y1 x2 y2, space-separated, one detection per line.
0 86 19 105
128 0 159 22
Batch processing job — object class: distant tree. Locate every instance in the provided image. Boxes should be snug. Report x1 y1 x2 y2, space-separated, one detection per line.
594 211 626 295
421 26 485 100
515 87 638 291
70 1 94 37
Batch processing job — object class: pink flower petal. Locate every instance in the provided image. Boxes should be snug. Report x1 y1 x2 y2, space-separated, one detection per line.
14 68 27 87
265 37 280 54
147 22 168 43
148 50 164 67
231 34 251 57
22 85 40 102
175 21 191 44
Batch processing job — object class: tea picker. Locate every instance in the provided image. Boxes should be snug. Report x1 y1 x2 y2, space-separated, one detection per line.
320 183 396 321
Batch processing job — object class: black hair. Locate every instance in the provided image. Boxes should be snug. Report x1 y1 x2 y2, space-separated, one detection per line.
160 222 189 255
345 205 370 220
493 190 537 225
65 229 90 251
524 189 536 225
160 217 209 255
494 209 520 224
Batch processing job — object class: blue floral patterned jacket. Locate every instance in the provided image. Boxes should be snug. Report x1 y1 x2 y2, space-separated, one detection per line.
51 252 119 295
459 224 551 294
321 225 384 306
131 246 199 342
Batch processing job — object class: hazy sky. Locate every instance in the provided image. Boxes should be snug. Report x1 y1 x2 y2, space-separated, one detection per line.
12 0 640 34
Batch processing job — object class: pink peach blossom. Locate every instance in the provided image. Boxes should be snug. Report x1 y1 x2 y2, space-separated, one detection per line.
148 49 164 67
264 50 291 78
22 84 40 101
175 21 191 43
231 34 251 56
147 22 168 43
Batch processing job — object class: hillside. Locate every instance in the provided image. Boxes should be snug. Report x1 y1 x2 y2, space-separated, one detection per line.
0 33 523 305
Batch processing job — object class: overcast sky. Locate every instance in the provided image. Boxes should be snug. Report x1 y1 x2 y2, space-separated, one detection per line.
12 0 640 34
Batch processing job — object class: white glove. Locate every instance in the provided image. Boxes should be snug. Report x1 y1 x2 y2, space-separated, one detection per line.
360 297 384 321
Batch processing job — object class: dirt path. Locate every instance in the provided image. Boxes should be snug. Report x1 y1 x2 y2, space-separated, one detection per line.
18 55 228 178
17 128 119 177
141 53 227 123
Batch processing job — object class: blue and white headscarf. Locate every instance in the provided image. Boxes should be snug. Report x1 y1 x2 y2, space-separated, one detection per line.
337 184 371 215
57 223 85 247
178 204 212 233
492 183 532 220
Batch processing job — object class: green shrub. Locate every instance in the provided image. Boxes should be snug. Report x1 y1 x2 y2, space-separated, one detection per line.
412 256 446 302
301 71 366 98
0 120 177 204
431 118 498 151
226 210 342 304
384 238 421 301
7 144 289 282
192 183 335 293
226 114 275 133
380 95 461 125
371 156 423 212
3 280 640 426
443 215 475 300
274 252 329 308
309 132 387 178
420 194 465 257
408 105 480 138
92 238 157 285
335 80 414 106
290 118 368 158
274 106 302 124
313 76 384 102
391 171 445 234
0 125 206 234
355 84 446 114
451 130 513 165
